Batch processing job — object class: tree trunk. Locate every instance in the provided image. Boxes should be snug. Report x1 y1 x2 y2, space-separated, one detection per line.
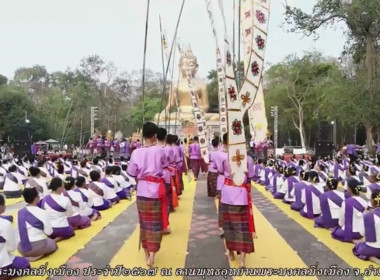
365 36 378 82
299 121 306 149
365 123 374 154
299 108 306 149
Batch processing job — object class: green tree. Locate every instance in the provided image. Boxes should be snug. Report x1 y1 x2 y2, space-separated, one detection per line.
0 74 8 86
285 0 380 150
206 70 219 113
265 52 338 148
0 85 47 141
13 65 49 93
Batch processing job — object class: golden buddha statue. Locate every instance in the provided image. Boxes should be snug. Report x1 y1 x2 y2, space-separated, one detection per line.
154 47 219 123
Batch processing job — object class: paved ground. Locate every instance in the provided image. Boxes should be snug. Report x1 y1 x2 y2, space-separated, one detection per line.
3 175 379 280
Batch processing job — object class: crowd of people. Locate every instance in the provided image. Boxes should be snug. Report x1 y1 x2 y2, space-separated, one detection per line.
248 147 380 263
0 153 137 278
1 125 380 277
85 136 142 158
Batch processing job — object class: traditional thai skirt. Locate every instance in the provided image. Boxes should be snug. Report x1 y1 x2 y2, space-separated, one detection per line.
190 159 201 179
201 159 208 173
137 196 163 252
220 203 254 253
207 172 218 197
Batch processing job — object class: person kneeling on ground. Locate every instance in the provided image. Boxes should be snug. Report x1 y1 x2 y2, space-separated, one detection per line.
0 195 30 280
17 188 58 262
353 189 380 263
41 178 75 241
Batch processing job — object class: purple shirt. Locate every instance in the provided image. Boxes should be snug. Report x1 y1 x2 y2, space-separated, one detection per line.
376 144 380 154
347 144 356 155
127 145 166 198
212 150 227 191
164 146 175 176
189 143 201 160
220 156 254 206
209 149 219 173
173 146 183 169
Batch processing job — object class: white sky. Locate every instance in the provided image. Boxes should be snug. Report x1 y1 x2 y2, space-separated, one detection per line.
0 0 347 80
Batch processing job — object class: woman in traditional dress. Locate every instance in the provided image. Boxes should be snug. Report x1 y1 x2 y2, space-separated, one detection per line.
25 167 49 202
219 133 255 268
290 171 309 211
314 178 345 229
273 167 299 203
17 188 57 261
0 196 31 278
189 136 202 181
112 166 131 200
101 166 124 201
78 160 91 184
211 136 228 237
127 122 169 267
333 157 345 181
331 178 367 242
88 171 112 210
63 177 91 229
353 190 380 260
74 177 101 221
366 173 380 201
3 165 23 198
174 136 184 193
207 138 219 197
56 164 66 181
260 160 275 187
300 171 325 219
41 178 75 241
343 165 361 199
268 164 284 194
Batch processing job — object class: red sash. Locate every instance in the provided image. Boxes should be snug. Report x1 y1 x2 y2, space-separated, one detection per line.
144 176 169 230
224 178 256 233
168 166 180 192
167 166 179 207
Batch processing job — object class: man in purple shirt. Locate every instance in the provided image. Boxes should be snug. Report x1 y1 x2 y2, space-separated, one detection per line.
189 136 202 181
127 122 168 268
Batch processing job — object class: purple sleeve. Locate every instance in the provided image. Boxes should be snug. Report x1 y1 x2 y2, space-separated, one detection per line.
162 149 169 168
247 157 254 179
127 153 138 177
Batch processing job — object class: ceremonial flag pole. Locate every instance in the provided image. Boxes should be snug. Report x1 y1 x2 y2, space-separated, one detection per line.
156 0 186 124
159 15 167 128
141 0 151 139
139 0 151 250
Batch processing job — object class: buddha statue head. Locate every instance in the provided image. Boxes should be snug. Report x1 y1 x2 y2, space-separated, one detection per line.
179 46 199 78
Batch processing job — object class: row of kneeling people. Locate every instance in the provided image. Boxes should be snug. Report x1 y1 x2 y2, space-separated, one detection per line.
3 160 136 200
261 164 380 262
0 170 136 279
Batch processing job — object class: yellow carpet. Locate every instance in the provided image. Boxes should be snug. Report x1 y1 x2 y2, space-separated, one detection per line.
4 196 24 206
230 204 316 280
253 183 380 275
214 194 315 279
17 198 136 280
102 177 196 280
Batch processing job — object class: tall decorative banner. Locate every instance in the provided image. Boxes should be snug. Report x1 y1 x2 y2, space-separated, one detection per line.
218 0 270 185
183 47 210 163
204 0 228 136
248 84 268 142
241 1 269 143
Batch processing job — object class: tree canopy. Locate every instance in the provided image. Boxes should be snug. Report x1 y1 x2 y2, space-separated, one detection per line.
284 0 380 150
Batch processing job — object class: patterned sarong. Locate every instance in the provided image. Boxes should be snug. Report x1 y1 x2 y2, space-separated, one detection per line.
201 159 208 173
190 159 201 179
137 196 163 253
207 172 218 197
178 169 184 192
220 203 254 253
